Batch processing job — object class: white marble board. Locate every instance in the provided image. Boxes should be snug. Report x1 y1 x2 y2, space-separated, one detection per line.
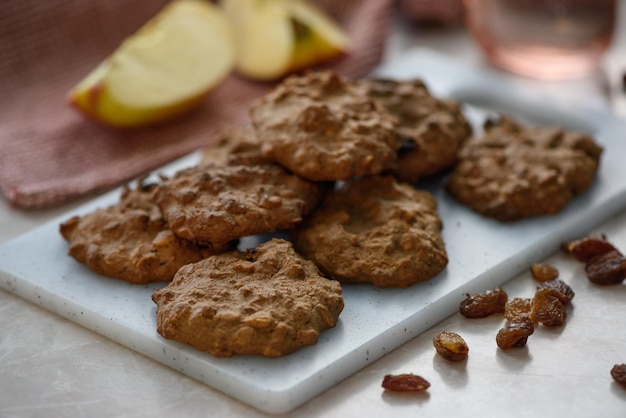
2 49 626 414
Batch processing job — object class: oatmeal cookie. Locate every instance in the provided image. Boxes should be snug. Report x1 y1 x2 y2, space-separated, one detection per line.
249 70 401 181
152 238 344 357
358 78 472 183
154 163 322 246
59 181 227 284
200 126 266 167
446 116 603 222
292 176 448 288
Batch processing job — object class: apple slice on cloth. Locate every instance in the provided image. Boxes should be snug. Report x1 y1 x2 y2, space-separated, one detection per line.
222 0 350 81
67 0 235 128
1 0 391 208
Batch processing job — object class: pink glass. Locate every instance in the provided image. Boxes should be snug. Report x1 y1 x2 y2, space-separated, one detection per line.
464 0 616 80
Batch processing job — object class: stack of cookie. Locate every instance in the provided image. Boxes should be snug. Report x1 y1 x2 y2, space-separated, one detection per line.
244 71 470 289
59 70 603 357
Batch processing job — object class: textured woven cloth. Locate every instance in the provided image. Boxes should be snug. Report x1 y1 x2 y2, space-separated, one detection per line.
0 0 393 208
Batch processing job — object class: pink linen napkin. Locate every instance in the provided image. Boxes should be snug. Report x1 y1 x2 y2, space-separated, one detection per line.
0 0 393 208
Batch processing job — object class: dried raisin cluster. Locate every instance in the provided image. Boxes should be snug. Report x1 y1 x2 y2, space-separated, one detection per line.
459 275 575 350
384 234 625 395
563 234 626 285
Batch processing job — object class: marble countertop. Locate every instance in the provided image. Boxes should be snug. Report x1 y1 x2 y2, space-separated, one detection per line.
2 8 626 418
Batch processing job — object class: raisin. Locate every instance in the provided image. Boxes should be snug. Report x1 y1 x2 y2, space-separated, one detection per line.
459 287 508 318
530 263 559 282
585 250 626 285
537 279 575 305
504 297 534 322
433 331 469 362
382 374 430 392
563 234 616 263
496 317 534 349
611 364 626 387
532 288 567 327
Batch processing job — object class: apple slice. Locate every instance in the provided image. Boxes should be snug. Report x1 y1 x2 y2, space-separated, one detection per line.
222 0 349 81
68 0 235 128
221 0 294 81
287 0 350 73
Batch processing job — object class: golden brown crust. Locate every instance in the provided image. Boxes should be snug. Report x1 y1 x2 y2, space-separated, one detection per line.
446 116 603 222
151 238 344 357
292 176 448 288
59 181 227 284
154 163 322 246
249 71 401 182
358 78 472 183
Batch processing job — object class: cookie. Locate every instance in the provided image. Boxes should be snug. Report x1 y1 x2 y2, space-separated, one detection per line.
358 78 472 183
446 116 603 222
154 163 322 246
59 181 227 284
152 238 344 357
292 176 448 288
249 70 401 182
200 126 266 167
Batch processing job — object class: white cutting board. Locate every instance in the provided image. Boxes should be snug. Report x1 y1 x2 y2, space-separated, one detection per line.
2 49 626 414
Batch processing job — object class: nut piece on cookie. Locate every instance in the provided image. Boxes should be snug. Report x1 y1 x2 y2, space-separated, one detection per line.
152 238 344 357
200 126 267 167
249 70 402 182
446 116 603 222
154 163 322 246
59 181 229 284
292 175 448 288
357 78 472 184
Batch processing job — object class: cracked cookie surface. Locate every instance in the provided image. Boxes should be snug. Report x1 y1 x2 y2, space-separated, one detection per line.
446 116 603 221
155 163 322 246
358 78 472 184
59 181 227 284
292 176 448 288
249 71 401 182
200 126 266 167
152 238 344 357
